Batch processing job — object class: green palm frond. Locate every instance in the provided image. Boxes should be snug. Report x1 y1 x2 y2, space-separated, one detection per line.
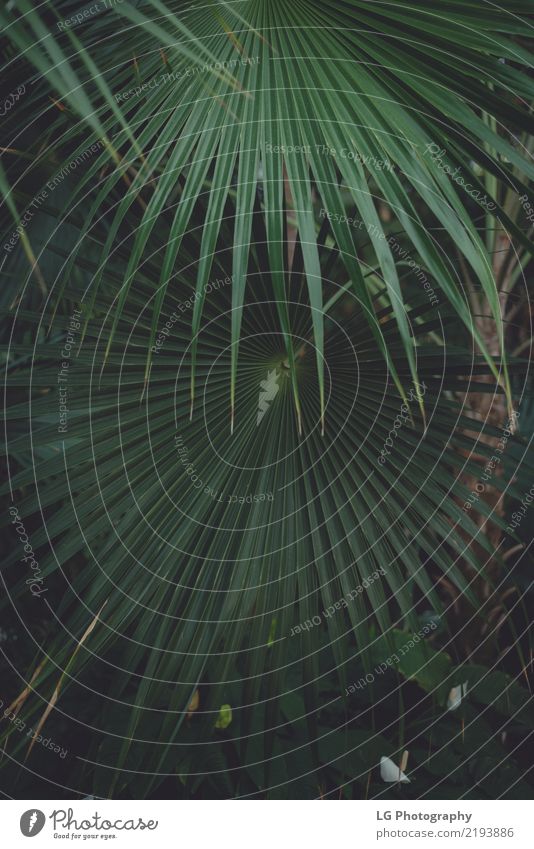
2 0 533 417
2 236 529 790
1 0 533 799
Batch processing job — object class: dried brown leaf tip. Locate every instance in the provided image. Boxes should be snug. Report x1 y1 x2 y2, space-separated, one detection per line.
186 689 200 720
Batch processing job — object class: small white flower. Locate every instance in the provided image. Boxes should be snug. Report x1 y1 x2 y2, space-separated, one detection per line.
447 681 468 711
380 756 410 783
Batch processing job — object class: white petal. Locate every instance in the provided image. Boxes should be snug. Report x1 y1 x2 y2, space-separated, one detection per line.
447 681 468 711
380 756 410 783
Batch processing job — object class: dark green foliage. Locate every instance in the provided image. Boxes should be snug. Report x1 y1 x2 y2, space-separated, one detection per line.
1 0 533 799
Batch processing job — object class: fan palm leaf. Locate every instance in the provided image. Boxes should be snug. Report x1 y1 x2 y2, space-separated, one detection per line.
2 239 529 791
1 0 533 798
2 0 533 416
